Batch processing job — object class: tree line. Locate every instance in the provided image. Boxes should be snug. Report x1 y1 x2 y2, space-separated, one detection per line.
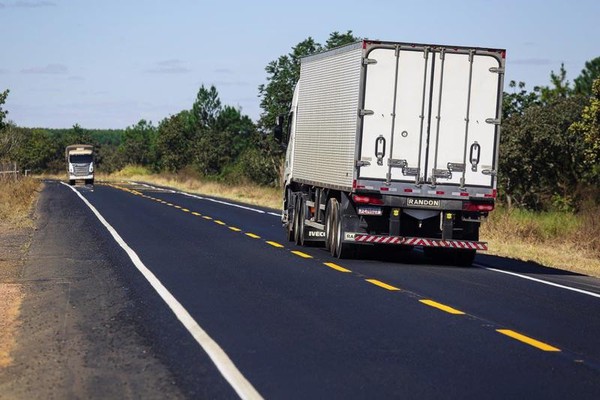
0 31 599 211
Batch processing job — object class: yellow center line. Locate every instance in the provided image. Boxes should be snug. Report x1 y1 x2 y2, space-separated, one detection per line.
166 203 174 206
202 216 213 220
192 212 202 216
420 299 465 315
291 250 313 259
365 279 401 291
182 208 190 212
245 233 261 239
266 241 284 248
174 205 182 209
214 220 226 225
497 329 561 352
323 262 351 273
229 227 242 232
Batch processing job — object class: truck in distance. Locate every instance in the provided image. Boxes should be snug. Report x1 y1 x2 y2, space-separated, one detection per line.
65 144 94 185
280 40 505 266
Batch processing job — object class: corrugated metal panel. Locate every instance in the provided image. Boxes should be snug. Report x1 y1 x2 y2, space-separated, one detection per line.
292 46 363 189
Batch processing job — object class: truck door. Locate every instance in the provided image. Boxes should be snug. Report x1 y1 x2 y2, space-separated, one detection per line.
359 46 502 188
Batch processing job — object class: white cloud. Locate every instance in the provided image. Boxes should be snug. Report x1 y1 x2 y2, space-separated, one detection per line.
0 1 56 8
21 63 68 74
145 59 190 74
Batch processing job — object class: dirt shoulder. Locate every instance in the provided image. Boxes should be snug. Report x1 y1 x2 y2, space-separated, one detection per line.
0 182 184 399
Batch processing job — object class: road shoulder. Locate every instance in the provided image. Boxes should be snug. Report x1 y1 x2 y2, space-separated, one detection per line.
0 181 184 399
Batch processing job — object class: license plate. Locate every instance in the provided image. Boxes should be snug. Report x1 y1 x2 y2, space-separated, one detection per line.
357 206 383 216
406 198 441 208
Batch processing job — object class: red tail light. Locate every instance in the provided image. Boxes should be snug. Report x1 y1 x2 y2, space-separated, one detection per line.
463 202 495 212
353 194 384 205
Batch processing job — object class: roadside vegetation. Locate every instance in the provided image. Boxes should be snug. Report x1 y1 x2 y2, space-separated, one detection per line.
1 31 599 276
0 177 40 230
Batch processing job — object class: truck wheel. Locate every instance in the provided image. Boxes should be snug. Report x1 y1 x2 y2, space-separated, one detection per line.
333 199 355 259
324 198 335 251
293 198 301 244
327 199 339 256
285 191 295 242
297 199 306 246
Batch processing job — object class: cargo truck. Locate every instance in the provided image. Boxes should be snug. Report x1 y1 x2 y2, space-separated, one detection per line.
65 144 94 185
281 40 505 265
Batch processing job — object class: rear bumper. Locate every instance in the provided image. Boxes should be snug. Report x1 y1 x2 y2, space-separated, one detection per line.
347 233 487 251
68 174 94 180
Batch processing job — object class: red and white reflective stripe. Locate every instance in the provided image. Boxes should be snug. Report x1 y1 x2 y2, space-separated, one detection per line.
354 235 403 244
352 235 487 250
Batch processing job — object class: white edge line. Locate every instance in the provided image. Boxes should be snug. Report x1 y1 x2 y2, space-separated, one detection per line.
477 264 600 299
61 182 263 399
129 181 276 216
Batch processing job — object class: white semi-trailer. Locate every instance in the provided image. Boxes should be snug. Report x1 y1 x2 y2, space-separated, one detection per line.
65 144 94 185
282 40 505 265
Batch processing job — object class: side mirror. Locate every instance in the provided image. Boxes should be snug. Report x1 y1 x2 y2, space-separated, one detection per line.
273 115 284 143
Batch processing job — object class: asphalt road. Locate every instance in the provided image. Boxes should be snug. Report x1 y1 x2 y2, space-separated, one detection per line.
53 180 600 399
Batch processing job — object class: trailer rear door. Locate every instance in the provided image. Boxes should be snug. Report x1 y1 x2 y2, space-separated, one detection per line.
358 45 503 188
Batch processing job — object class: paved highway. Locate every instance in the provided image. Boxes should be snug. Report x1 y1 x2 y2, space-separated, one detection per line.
56 180 600 399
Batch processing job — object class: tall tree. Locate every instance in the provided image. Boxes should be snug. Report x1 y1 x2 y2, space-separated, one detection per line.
67 123 93 145
155 111 195 172
569 78 600 182
539 63 573 104
574 57 600 97
325 30 358 49
192 85 222 129
502 80 541 120
119 119 157 165
0 89 9 131
499 96 586 210
258 31 359 132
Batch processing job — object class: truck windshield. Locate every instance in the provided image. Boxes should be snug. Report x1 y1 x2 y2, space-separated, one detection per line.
70 154 92 163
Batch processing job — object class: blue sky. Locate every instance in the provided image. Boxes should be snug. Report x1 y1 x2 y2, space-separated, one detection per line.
1 0 599 129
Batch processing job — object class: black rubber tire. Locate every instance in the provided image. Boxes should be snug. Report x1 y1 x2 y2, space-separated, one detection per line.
293 198 301 245
297 199 306 246
286 192 295 242
328 199 339 256
324 198 334 251
69 180 75 185
333 199 355 259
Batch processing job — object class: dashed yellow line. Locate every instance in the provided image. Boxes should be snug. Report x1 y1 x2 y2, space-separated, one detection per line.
291 250 313 259
182 208 190 212
365 279 401 291
174 205 182 209
203 216 213 220
323 262 351 273
192 212 202 216
229 227 241 232
497 329 561 352
266 241 284 248
420 300 465 315
214 220 226 225
245 233 261 239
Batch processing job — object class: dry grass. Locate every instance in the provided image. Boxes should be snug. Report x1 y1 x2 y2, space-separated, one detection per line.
482 206 600 277
0 177 41 230
103 167 282 210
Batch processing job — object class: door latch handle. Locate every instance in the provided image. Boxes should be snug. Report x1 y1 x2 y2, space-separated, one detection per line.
375 135 386 166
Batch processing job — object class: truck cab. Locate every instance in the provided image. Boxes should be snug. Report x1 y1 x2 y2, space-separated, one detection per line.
65 144 94 185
